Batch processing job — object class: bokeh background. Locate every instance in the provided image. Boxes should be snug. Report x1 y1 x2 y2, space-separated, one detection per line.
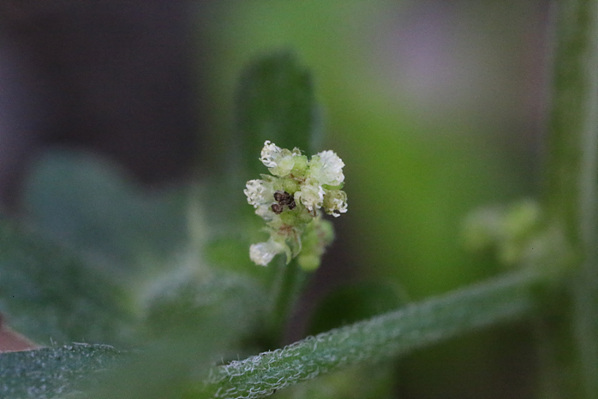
0 1 551 398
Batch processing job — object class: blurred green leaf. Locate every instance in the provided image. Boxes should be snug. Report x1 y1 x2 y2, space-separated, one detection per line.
0 149 194 346
78 331 227 399
308 281 407 335
22 149 189 277
0 343 121 399
80 270 267 399
141 267 267 343
236 51 322 177
279 363 396 399
0 220 134 346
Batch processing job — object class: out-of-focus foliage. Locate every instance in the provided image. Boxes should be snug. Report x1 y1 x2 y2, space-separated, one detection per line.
22 150 189 278
0 343 120 398
235 51 322 175
0 218 134 346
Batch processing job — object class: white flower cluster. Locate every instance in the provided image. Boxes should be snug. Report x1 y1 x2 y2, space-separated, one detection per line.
244 140 348 268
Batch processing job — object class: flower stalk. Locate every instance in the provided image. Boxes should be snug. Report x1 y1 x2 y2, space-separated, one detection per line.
543 0 598 397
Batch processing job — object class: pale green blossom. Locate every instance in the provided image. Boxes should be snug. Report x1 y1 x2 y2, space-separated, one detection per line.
309 150 345 186
244 179 273 208
259 140 302 177
244 140 348 268
244 176 279 220
323 189 348 217
295 181 325 213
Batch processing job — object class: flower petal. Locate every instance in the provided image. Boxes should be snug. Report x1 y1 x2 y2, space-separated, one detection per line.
310 150 345 186
249 239 286 266
260 140 296 177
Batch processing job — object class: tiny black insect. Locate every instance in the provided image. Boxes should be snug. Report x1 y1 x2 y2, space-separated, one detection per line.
273 191 292 204
271 203 284 214
272 191 296 213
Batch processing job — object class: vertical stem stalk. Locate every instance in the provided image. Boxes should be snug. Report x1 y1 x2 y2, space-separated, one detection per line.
267 259 306 345
545 0 598 397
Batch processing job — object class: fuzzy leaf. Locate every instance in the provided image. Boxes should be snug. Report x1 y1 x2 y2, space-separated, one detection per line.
197 270 543 398
22 149 188 277
0 220 134 346
0 343 121 399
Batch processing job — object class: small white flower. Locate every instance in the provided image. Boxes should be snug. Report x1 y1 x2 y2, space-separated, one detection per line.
249 239 286 266
244 179 272 208
295 182 325 212
310 150 345 187
323 189 348 217
259 141 279 167
259 140 298 177
330 198 348 217
245 178 279 220
246 141 347 269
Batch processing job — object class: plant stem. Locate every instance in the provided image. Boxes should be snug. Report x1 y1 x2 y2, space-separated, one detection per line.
197 269 544 399
544 0 598 397
267 259 306 345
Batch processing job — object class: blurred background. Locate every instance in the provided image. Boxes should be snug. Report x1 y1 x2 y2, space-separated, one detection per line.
0 1 550 398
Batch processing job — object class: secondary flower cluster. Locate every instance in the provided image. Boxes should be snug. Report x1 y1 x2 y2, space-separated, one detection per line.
244 140 348 269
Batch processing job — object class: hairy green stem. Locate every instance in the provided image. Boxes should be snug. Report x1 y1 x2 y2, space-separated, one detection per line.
544 0 598 397
547 0 598 238
267 259 307 344
196 269 544 399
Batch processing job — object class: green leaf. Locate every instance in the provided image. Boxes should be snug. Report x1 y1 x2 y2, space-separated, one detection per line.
0 220 135 346
0 343 121 399
197 270 544 398
236 51 322 177
141 267 268 342
21 149 189 277
307 281 407 335
78 273 266 399
278 363 397 399
76 334 227 399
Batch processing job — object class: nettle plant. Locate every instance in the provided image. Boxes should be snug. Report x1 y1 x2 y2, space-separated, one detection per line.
1 2 598 397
